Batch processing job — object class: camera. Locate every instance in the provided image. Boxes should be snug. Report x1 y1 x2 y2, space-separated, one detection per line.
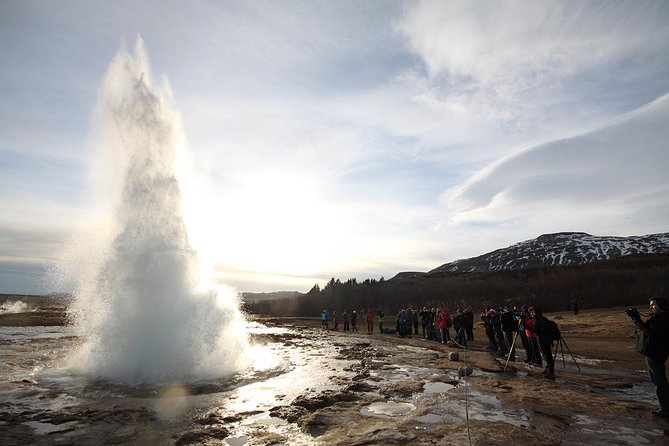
625 308 639 317
625 308 641 322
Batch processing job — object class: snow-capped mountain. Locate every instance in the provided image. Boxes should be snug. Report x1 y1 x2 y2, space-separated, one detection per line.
428 232 669 275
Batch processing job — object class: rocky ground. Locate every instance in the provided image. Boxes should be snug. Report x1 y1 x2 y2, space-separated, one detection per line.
249 307 669 445
1 297 668 445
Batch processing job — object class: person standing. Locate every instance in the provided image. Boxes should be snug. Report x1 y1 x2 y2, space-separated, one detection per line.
438 308 452 343
343 310 350 332
322 309 330 330
532 307 556 379
501 308 518 361
377 310 385 333
332 310 339 331
518 305 532 363
398 310 407 337
627 297 669 418
482 310 497 352
351 310 358 332
463 308 475 341
412 308 419 335
453 308 467 347
366 309 374 334
420 307 429 338
491 309 506 357
524 307 542 367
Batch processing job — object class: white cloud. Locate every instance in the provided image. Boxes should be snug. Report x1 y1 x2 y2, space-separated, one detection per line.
395 0 669 135
397 1 668 84
442 93 669 241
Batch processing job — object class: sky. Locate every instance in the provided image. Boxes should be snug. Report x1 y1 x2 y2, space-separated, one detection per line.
1 0 668 295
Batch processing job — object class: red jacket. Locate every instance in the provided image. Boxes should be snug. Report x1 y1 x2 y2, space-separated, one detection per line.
439 311 452 329
525 316 537 338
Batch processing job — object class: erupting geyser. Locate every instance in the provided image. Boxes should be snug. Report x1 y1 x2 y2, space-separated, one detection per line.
67 38 249 384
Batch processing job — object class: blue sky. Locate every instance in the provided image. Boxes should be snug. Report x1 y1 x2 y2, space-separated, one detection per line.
2 0 668 295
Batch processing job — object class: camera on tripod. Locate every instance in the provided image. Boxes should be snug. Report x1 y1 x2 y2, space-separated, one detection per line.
625 307 641 322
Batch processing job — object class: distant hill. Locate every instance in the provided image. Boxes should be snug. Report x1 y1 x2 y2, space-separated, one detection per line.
241 291 304 303
420 232 669 276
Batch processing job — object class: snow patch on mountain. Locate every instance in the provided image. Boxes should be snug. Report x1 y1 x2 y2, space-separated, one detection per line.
428 232 669 274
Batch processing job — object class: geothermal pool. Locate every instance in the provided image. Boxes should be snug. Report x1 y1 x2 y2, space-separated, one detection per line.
0 321 355 445
0 319 486 445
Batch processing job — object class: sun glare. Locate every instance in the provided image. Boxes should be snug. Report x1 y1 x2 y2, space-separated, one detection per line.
183 171 349 290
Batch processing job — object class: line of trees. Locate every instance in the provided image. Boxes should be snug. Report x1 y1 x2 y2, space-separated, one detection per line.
243 254 669 317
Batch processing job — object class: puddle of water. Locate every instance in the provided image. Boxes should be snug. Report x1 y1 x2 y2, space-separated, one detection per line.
362 401 416 417
225 435 249 446
445 389 530 428
371 364 434 383
24 420 78 435
245 412 287 426
423 382 456 394
415 413 444 423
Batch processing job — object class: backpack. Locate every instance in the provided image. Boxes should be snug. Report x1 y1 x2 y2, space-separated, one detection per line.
546 319 561 341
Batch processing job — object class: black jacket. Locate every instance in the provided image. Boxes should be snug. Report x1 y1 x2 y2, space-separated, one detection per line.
637 311 669 361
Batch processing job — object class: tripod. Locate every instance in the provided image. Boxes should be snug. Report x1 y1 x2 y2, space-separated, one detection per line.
553 336 580 371
503 331 519 372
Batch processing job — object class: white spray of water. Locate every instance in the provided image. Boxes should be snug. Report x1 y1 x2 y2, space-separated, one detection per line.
0 301 31 314
67 38 249 385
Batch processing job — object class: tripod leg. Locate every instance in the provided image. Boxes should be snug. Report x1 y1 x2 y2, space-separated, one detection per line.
503 332 519 372
553 338 564 367
537 340 553 368
560 337 580 371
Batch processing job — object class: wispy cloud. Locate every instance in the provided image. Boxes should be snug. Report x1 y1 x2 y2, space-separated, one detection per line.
395 0 669 132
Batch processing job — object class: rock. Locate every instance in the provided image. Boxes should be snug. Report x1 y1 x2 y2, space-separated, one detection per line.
291 390 358 411
449 351 460 361
300 413 332 437
458 366 473 377
347 382 377 392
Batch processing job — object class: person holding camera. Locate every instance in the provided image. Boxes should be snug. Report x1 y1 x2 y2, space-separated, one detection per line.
627 297 669 418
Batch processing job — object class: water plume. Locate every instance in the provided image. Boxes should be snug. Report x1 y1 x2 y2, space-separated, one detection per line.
67 37 249 385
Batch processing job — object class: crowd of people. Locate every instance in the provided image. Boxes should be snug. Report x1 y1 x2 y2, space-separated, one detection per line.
320 304 559 379
320 295 669 415
479 305 558 378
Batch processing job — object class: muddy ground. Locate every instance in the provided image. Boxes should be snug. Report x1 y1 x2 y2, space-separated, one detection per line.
251 307 669 445
1 298 668 445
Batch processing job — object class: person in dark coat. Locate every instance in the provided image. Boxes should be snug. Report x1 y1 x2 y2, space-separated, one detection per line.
501 307 518 361
628 297 669 418
463 308 475 340
531 307 555 379
453 308 467 347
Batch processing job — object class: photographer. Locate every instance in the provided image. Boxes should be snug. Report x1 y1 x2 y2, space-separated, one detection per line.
530 307 555 379
627 297 669 418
